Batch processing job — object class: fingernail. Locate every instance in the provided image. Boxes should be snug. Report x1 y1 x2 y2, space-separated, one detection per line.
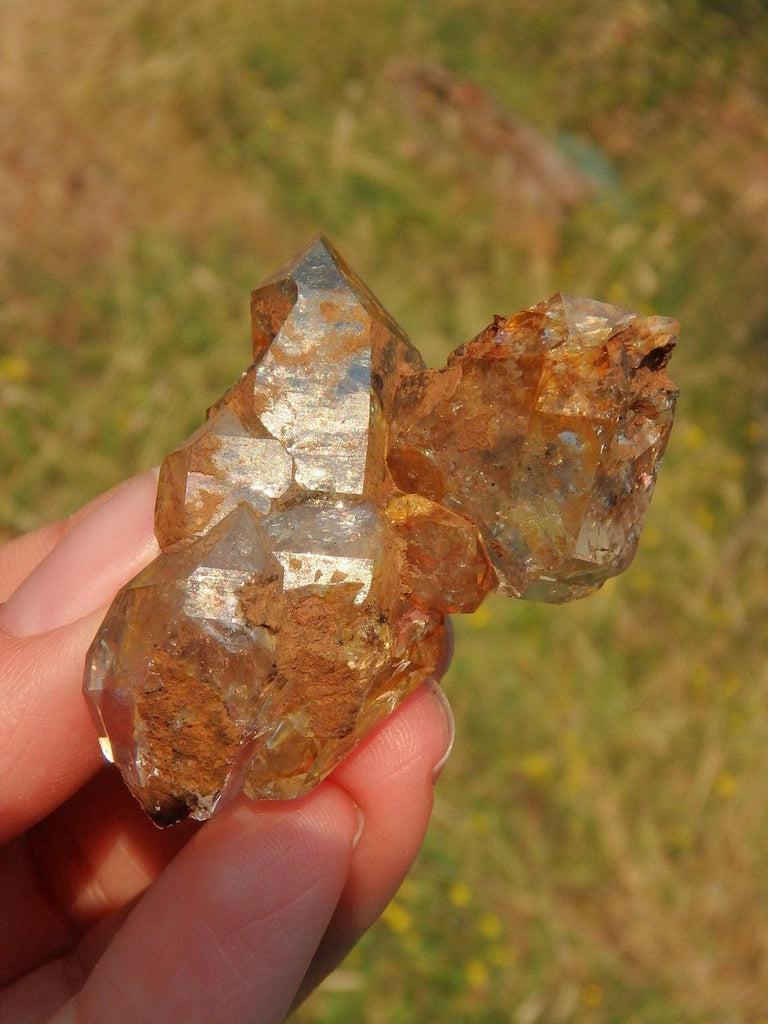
426 679 455 782
351 802 365 849
0 470 159 637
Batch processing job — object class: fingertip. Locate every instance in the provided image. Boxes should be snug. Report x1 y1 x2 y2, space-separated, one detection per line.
332 680 455 796
73 785 359 1024
292 681 454 1003
331 682 453 883
0 470 159 638
0 609 107 843
208 782 359 875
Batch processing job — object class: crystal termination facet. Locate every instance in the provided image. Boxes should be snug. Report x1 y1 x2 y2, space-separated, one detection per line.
84 238 678 826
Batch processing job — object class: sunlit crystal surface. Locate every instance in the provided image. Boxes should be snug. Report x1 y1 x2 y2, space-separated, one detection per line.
84 237 678 825
388 293 677 600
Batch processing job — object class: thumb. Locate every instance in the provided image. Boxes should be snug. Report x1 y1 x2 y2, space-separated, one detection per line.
49 786 358 1024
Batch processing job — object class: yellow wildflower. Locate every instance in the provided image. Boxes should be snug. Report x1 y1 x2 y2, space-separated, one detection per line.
694 506 715 533
581 982 604 1007
449 881 472 908
520 751 555 780
715 771 738 798
381 900 413 934
682 423 705 451
465 959 489 990
471 810 491 834
478 912 503 940
0 355 31 382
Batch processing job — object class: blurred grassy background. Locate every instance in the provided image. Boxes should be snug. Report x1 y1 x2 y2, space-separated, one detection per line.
2 0 768 1020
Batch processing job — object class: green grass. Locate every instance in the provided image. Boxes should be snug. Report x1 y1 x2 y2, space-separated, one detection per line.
2 0 768 1020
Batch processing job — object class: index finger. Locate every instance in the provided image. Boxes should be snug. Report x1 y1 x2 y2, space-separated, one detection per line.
0 471 156 604
0 473 159 840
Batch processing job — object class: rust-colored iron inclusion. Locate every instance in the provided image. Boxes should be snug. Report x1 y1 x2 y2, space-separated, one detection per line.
83 238 678 826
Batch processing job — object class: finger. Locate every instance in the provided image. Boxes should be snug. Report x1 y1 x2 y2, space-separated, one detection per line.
0 769 198 988
294 679 454 1004
2 670 453 990
0 900 140 1024
30 648 453 948
55 786 359 1024
0 524 68 604
0 471 156 604
0 470 158 637
2 681 452 1021
0 610 107 844
0 471 160 840
28 768 198 932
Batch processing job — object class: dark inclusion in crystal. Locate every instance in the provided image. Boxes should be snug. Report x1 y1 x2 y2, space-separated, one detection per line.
84 237 678 825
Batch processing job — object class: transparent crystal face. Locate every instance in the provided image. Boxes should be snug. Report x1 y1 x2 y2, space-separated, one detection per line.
84 237 677 825
388 291 677 600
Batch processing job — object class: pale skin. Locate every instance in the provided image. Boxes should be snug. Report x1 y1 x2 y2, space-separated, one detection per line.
0 471 454 1024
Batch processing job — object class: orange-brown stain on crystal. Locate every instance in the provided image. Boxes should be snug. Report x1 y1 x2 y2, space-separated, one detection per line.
84 238 677 824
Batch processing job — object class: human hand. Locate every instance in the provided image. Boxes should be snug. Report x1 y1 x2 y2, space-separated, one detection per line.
0 471 454 1024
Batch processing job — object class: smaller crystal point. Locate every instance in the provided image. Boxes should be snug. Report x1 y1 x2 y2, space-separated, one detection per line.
389 293 678 601
84 241 677 825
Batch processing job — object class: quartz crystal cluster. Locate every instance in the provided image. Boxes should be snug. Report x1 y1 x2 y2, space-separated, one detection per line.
84 238 678 825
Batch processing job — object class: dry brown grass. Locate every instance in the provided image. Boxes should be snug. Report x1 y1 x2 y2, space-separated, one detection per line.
2 1 768 1020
